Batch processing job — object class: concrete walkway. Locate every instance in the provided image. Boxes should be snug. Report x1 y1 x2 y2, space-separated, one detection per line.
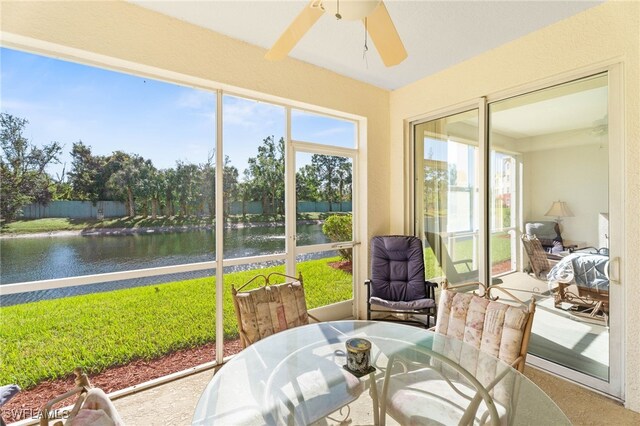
111 365 640 425
113 369 215 426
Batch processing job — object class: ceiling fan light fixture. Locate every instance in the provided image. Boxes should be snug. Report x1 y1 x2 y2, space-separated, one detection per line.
320 0 381 21
265 0 406 67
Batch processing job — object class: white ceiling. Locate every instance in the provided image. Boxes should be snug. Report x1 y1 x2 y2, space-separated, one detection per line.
491 86 608 139
130 0 602 90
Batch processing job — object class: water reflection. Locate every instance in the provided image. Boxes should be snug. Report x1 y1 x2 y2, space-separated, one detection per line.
0 223 332 305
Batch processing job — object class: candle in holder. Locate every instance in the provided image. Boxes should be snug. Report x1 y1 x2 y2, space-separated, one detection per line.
345 338 371 375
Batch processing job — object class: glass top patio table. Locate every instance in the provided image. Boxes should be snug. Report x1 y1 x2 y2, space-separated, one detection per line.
192 320 570 425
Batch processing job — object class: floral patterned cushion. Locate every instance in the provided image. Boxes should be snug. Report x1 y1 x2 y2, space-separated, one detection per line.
428 290 529 412
435 289 529 367
379 289 531 424
378 367 509 426
234 280 309 346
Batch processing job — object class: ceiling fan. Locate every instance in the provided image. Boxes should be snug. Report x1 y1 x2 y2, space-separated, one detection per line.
265 0 407 67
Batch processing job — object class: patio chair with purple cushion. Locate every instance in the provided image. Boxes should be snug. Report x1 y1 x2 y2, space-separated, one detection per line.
365 235 438 328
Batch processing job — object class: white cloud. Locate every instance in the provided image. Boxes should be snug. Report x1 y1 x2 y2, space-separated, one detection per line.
0 99 50 114
310 126 347 138
223 97 281 128
177 90 216 110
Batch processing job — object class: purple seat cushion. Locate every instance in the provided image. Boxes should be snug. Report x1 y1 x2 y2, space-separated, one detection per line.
370 236 427 303
370 297 435 310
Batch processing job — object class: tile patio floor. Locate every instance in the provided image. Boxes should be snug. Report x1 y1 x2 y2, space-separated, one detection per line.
111 364 640 425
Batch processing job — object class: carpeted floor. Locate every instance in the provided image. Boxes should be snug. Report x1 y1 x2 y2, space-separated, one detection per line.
524 366 640 425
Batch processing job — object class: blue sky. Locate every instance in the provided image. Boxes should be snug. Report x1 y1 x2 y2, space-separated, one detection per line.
0 47 355 181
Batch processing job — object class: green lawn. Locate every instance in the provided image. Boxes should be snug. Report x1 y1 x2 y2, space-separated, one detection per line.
0 257 351 389
424 233 512 278
0 229 515 389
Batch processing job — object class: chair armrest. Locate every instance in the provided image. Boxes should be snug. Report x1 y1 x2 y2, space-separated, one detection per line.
547 253 563 261
424 280 438 300
364 279 372 302
547 256 563 270
452 259 473 271
364 280 372 319
572 246 599 254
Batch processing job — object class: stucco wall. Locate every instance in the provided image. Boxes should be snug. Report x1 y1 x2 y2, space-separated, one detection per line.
0 0 391 317
389 1 639 410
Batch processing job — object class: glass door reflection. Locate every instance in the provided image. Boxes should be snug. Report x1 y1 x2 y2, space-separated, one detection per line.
489 73 610 380
415 109 480 284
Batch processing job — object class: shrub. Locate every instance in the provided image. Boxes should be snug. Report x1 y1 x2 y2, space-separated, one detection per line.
322 214 353 261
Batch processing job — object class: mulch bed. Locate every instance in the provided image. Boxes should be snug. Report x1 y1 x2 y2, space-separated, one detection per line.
492 259 512 275
328 260 352 273
4 258 353 424
2 340 244 424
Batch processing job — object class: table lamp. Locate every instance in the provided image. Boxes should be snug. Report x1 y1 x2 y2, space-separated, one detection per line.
545 200 574 223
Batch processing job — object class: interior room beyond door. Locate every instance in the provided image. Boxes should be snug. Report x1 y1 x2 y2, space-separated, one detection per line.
488 73 611 382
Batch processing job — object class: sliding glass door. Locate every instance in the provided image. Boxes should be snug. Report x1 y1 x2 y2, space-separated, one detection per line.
489 73 611 381
413 70 623 398
414 109 480 284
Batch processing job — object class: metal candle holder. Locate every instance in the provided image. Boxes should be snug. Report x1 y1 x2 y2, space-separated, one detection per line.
344 338 375 377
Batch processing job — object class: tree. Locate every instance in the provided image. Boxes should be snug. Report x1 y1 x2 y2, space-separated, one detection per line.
52 164 73 200
67 141 108 201
0 113 62 221
222 156 239 216
334 160 352 202
146 166 166 219
200 154 216 218
174 161 201 216
296 164 321 201
322 214 353 261
245 136 285 215
311 154 352 210
163 168 177 216
106 152 145 217
423 159 449 217
236 181 252 217
134 159 156 217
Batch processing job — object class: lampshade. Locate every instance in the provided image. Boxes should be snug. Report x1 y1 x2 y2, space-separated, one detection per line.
545 201 574 219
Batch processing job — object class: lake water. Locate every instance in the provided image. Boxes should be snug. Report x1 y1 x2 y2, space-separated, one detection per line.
0 223 333 305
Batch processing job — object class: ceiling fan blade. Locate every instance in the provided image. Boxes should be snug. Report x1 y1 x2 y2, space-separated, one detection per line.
364 2 407 67
265 1 324 61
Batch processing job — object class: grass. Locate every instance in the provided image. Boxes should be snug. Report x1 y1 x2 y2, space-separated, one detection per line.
424 233 513 278
0 213 338 234
0 257 352 389
0 225 514 389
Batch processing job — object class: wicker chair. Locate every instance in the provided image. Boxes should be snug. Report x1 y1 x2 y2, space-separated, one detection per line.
521 234 561 279
434 281 536 372
232 273 363 424
39 369 124 426
232 272 319 348
525 221 565 254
